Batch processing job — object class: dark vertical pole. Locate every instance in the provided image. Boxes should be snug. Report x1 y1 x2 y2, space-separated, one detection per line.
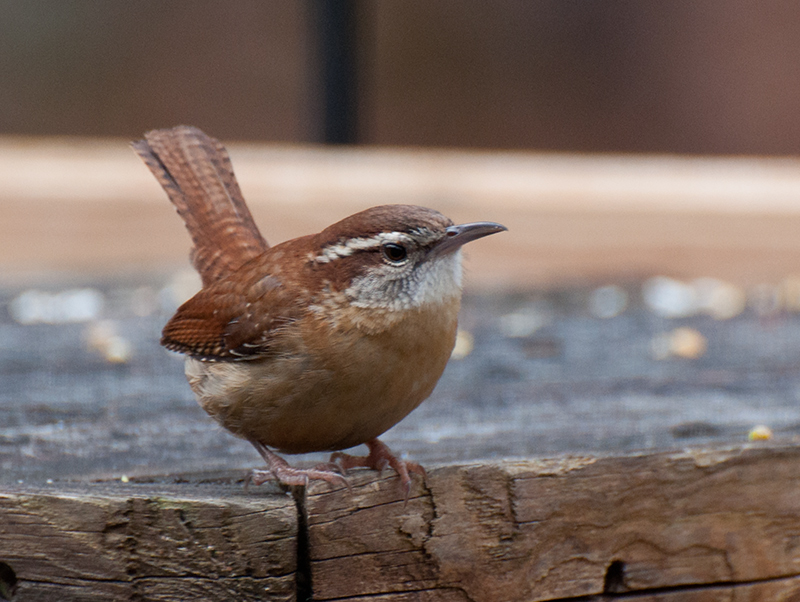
314 0 359 144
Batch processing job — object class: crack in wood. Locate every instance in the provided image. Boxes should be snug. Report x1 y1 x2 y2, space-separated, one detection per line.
309 495 425 528
292 485 313 602
20 575 287 585
311 586 475 602
603 560 627 594
547 570 800 601
0 562 18 601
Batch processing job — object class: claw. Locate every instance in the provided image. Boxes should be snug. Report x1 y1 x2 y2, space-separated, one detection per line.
313 461 346 475
331 438 425 502
246 440 349 490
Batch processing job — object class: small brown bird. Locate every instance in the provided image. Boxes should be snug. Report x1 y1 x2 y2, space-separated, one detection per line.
133 126 505 493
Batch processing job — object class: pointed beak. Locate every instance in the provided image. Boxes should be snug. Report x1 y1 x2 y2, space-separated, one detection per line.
430 221 507 258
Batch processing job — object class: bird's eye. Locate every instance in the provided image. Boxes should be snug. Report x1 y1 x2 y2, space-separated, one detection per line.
382 243 408 263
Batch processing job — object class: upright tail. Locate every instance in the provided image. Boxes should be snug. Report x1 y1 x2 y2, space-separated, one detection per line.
132 126 269 286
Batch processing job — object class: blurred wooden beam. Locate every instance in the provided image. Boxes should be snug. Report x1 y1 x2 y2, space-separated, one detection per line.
2 135 800 287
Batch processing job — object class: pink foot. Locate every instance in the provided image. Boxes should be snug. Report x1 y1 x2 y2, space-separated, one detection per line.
247 441 348 489
331 438 425 499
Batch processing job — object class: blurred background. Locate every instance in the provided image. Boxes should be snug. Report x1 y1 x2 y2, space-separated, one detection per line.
3 0 800 154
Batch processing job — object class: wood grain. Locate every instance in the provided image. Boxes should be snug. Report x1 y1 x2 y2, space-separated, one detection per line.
4 446 800 600
0 483 296 601
617 577 800 602
306 445 800 602
307 577 800 602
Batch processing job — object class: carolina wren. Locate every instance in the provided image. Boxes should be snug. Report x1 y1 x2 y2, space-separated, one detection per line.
133 126 506 493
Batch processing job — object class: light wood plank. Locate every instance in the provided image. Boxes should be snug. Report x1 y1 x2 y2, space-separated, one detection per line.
306 445 800 602
0 483 296 601
4 137 800 287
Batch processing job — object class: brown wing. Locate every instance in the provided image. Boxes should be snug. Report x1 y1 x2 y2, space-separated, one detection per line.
161 267 301 361
132 126 268 287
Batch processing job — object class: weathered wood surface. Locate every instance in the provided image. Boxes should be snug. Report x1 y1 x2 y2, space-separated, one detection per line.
4 283 800 485
0 482 296 602
306 445 800 602
4 445 800 601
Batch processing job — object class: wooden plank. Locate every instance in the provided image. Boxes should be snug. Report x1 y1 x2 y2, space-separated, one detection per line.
306 445 800 602
5 283 800 484
4 446 800 601
0 483 297 601
4 275 800 486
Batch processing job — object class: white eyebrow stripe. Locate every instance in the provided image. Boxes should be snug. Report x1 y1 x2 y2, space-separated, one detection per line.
314 232 412 263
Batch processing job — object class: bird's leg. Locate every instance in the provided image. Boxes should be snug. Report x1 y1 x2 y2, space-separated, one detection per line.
247 441 348 489
331 438 425 498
